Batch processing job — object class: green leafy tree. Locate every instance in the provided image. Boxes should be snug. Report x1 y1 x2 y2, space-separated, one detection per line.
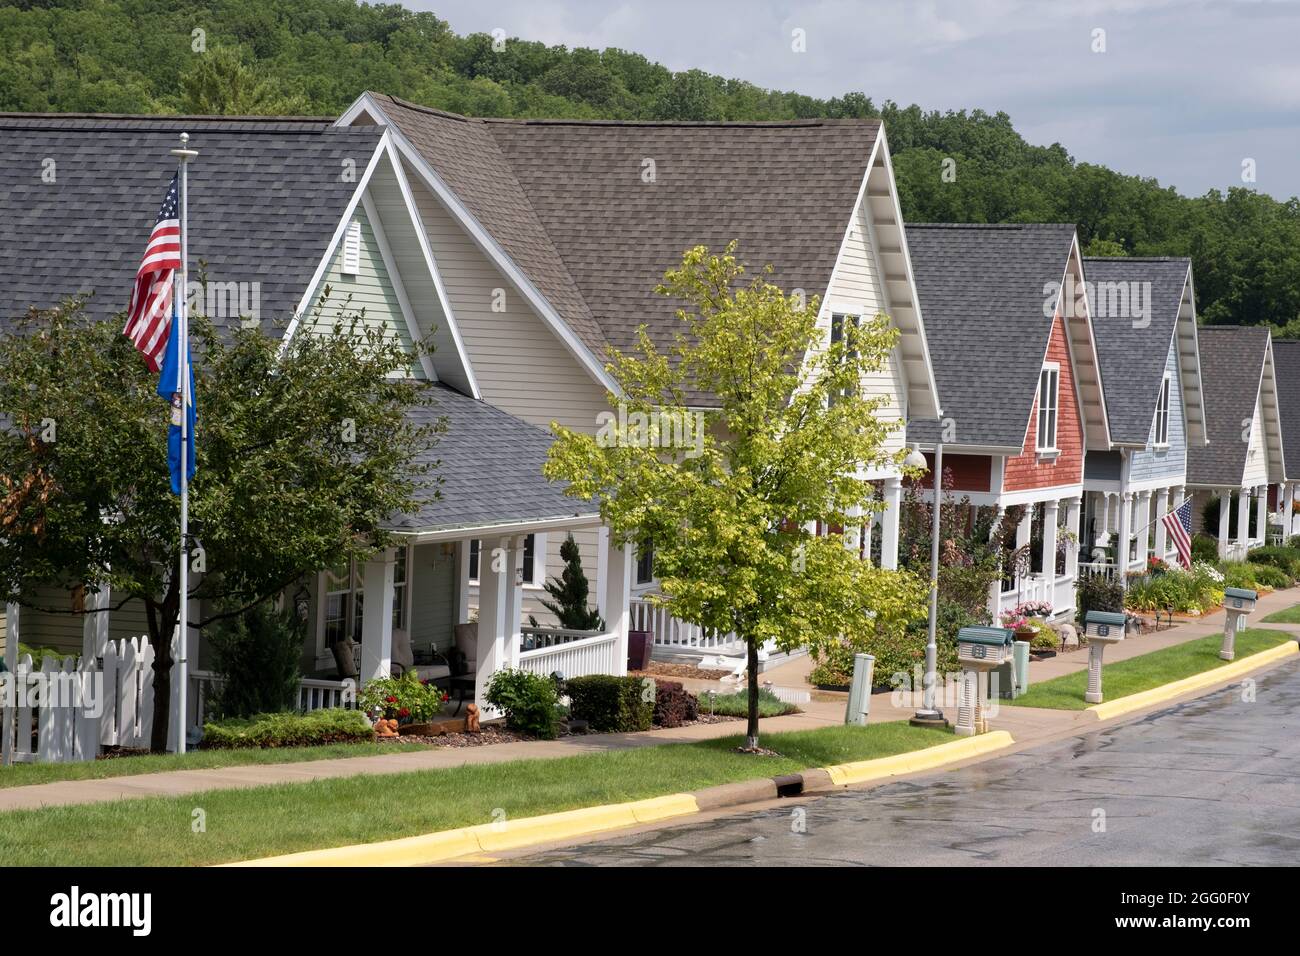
0 296 442 751
535 533 604 631
180 46 309 115
545 244 928 749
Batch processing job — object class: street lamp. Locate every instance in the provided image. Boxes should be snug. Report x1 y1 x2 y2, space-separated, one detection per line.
907 443 946 727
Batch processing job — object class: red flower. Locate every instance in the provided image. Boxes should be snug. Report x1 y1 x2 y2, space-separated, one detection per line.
385 695 397 704
398 707 410 718
441 692 449 702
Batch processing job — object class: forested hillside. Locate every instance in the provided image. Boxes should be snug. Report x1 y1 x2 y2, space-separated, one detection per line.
3 0 1298 331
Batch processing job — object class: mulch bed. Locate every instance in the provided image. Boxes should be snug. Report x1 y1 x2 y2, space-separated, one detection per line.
631 662 735 681
378 713 742 749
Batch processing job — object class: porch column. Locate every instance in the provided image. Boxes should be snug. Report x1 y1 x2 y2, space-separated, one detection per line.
360 549 396 683
475 536 510 713
1064 496 1082 578
1135 490 1152 567
1115 492 1132 577
454 539 471 624
1042 499 1060 581
987 506 1006 619
845 504 863 557
1256 484 1268 546
595 526 610 606
82 583 111 661
604 540 632 676
1235 488 1251 559
880 476 902 570
505 536 525 671
1284 482 1297 540
1216 489 1231 558
1153 487 1169 560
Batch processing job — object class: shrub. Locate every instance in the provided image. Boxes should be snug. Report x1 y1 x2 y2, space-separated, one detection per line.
696 687 797 718
1076 572 1125 624
812 611 961 690
1190 534 1220 563
13 643 72 670
202 708 374 749
652 680 699 728
205 600 307 719
1124 564 1224 614
359 669 447 724
1249 563 1291 590
1247 545 1300 578
564 674 653 732
1221 561 1262 592
484 668 562 738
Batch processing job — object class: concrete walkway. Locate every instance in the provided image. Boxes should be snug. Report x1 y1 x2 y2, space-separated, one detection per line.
2 587 1297 813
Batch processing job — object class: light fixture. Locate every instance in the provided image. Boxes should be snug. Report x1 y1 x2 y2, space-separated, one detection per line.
903 444 929 471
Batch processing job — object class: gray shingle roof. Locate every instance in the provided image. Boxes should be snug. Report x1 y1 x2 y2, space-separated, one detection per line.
374 95 879 363
1269 339 1300 480
391 384 596 533
904 224 1078 448
0 115 382 333
1185 326 1270 486
1083 257 1191 445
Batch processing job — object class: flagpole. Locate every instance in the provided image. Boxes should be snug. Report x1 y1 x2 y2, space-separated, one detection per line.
170 132 197 754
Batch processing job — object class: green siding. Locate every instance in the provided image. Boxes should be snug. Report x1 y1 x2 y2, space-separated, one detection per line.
308 207 424 378
409 543 456 654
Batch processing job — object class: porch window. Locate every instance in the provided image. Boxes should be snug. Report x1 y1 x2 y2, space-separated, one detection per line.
1036 363 1060 453
323 563 354 647
635 541 655 585
318 546 410 650
1153 372 1171 448
392 546 407 630
468 535 539 585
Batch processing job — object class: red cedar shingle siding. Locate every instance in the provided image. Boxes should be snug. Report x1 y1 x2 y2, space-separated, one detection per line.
916 453 993 492
1003 315 1084 492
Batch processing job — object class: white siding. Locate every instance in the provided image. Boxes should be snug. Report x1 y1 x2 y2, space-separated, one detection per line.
1243 394 1269 486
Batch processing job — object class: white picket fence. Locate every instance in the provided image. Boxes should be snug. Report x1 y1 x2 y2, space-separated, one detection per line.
1 636 156 764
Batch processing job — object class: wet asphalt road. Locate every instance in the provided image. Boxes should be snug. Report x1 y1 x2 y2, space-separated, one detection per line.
504 660 1300 866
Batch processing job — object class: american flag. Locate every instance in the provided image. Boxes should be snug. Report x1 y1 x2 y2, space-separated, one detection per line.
123 174 181 372
1163 498 1194 569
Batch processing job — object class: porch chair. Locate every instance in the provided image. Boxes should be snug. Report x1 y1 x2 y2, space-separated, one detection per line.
331 638 360 682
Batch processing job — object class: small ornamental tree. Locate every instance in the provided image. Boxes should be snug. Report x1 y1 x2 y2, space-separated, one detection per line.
545 243 928 750
537 533 604 631
0 295 443 751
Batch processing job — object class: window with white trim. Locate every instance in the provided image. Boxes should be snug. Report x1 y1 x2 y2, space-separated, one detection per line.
467 534 541 586
829 312 860 405
635 541 655 586
319 547 410 651
1153 372 1171 448
1036 363 1060 453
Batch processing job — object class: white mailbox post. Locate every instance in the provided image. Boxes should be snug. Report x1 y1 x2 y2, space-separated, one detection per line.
1082 610 1126 704
1220 587 1257 661
953 626 1014 736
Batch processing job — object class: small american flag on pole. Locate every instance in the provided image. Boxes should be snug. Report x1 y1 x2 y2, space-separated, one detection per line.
1163 498 1194 569
123 173 181 371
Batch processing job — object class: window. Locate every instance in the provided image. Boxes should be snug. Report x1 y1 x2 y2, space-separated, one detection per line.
635 542 654 586
1153 372 1171 447
322 563 354 647
467 535 539 585
1036 363 1060 452
391 547 407 630
319 547 410 650
342 218 361 276
829 312 860 404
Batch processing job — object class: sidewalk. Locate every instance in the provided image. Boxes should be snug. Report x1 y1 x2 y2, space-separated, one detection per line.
2 587 1297 814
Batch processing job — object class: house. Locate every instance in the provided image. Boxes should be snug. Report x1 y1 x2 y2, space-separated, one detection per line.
1079 257 1208 576
0 113 633 731
1269 339 1300 541
1186 327 1287 559
904 224 1110 621
336 92 941 655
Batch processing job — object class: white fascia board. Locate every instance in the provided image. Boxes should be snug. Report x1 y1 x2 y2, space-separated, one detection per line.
382 138 481 399
358 190 439 383
1064 233 1112 449
1178 265 1209 447
871 125 942 420
911 441 1022 456
397 513 603 545
345 94 620 397
281 131 390 350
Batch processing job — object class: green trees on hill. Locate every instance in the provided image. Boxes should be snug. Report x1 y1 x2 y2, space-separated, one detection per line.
2 0 1297 330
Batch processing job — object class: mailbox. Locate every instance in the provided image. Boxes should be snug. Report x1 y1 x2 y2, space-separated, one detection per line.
1083 610 1127 645
956 626 1015 667
1224 587 1257 614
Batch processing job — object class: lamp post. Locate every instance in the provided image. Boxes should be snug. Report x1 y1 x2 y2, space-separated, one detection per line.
905 443 946 727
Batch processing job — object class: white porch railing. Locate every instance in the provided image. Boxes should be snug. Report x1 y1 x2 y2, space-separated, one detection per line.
996 573 1077 620
188 670 355 733
517 631 620 679
631 597 736 650
1078 561 1119 582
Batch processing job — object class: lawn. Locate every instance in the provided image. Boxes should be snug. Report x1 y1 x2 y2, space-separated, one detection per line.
0 740 435 790
1009 628 1294 710
0 722 951 866
1262 603 1300 625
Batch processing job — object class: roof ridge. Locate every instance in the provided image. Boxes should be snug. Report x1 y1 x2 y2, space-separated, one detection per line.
374 93 478 124
0 112 335 123
907 222 1076 230
1083 255 1190 263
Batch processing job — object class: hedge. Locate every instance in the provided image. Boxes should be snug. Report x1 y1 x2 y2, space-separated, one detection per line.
564 674 653 733
202 708 375 749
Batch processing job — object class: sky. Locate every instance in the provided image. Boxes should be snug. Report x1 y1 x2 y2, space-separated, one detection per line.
408 0 1300 201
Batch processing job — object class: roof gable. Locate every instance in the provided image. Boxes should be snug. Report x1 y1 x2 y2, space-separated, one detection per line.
1187 326 1283 486
1270 339 1300 480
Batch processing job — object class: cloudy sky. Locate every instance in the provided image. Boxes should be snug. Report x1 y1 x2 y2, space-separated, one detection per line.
409 0 1300 201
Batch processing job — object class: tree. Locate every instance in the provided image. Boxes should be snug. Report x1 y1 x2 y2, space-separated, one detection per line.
0 296 442 751
180 46 308 115
535 533 604 631
545 243 928 749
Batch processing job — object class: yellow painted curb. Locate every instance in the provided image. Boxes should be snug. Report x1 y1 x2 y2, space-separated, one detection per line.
1088 639 1299 722
226 793 701 867
822 731 1015 786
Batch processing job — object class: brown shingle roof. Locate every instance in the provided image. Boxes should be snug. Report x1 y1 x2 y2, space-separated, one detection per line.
373 94 880 365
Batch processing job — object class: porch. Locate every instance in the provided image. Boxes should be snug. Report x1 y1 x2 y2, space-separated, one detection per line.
989 493 1083 623
1080 483 1192 579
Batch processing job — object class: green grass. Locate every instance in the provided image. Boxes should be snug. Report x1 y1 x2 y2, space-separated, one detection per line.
1262 603 1300 624
697 688 798 718
1009 629 1294 711
0 740 435 790
0 722 951 866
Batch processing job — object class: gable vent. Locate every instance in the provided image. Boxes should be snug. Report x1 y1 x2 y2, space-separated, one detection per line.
342 218 361 276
